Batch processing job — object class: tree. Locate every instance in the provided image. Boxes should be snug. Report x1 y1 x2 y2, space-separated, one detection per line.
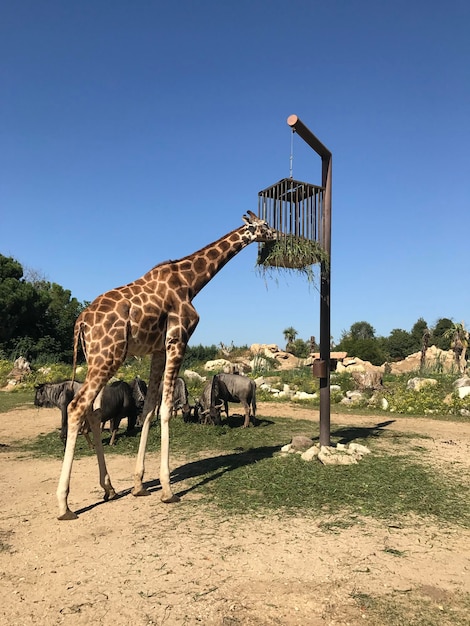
289 338 310 358
0 254 85 362
410 318 429 353
34 281 84 361
432 318 453 350
420 326 431 373
335 321 386 366
443 322 469 373
283 327 298 352
386 328 415 360
0 254 44 347
349 321 376 341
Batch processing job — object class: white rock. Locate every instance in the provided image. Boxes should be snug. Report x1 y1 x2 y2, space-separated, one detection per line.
349 443 371 455
184 369 206 383
294 391 316 400
406 377 438 391
457 386 470 399
204 359 232 371
301 445 320 461
318 450 358 465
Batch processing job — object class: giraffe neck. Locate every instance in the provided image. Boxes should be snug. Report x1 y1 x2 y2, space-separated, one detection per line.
171 225 251 298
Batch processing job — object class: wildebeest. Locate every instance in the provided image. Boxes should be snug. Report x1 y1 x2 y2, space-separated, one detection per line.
195 373 257 428
35 377 147 446
130 376 148 416
194 379 222 425
141 377 191 424
91 379 144 445
34 380 82 444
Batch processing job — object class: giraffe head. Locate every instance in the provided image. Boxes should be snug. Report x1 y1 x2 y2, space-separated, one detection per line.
242 210 276 242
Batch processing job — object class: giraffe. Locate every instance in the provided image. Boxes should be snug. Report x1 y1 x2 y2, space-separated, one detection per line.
56 210 276 519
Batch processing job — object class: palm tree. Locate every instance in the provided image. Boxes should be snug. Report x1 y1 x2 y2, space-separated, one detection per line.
283 327 298 352
443 322 469 374
420 327 431 373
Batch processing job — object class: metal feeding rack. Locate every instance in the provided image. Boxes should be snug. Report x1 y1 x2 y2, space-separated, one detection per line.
257 115 332 447
257 177 325 269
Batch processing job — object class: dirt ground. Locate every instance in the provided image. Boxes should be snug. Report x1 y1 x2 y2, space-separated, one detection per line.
0 402 469 625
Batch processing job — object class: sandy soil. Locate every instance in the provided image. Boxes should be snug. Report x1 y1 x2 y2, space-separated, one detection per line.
0 402 469 625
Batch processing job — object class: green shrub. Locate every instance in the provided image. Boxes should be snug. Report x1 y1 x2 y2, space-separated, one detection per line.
331 371 356 393
0 360 13 387
277 366 317 393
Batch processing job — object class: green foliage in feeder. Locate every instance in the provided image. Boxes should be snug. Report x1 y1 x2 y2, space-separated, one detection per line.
256 236 329 281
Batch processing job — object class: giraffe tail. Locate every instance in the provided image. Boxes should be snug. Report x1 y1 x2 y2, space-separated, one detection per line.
70 315 86 388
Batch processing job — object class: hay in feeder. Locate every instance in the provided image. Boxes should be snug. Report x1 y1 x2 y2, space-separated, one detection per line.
256 236 329 281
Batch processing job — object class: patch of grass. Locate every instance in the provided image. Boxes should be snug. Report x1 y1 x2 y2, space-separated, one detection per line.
0 390 33 413
21 415 317 459
352 589 470 626
15 413 470 528
194 451 470 526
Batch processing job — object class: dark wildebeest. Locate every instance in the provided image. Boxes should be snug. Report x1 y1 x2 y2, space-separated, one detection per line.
130 376 148 417
194 379 222 425
35 378 147 446
151 377 191 423
34 380 83 445
86 378 147 445
195 373 257 428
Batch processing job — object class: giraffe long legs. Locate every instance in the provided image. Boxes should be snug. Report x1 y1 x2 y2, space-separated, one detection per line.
56 378 117 520
133 312 198 503
88 409 116 501
158 323 197 502
57 418 80 520
133 352 164 496
158 402 180 502
132 408 154 496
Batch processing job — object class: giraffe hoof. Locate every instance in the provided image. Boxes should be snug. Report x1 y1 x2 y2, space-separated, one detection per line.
132 487 151 497
161 494 180 504
57 510 78 521
103 489 117 502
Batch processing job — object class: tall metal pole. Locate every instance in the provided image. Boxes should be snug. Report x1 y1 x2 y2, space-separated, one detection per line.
287 115 332 446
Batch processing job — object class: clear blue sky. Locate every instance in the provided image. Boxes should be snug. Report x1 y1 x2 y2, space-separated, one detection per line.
1 1 469 349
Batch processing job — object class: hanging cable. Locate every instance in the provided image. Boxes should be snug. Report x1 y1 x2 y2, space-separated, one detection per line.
289 129 295 179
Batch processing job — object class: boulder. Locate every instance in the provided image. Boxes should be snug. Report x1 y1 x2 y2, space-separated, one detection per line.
204 359 233 372
184 369 206 383
250 344 303 370
389 345 455 374
406 377 438 391
351 370 383 390
290 435 315 451
5 356 32 387
336 357 383 373
454 376 470 389
340 390 364 405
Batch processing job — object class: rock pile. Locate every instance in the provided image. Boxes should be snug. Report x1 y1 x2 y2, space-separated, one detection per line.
280 435 371 465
